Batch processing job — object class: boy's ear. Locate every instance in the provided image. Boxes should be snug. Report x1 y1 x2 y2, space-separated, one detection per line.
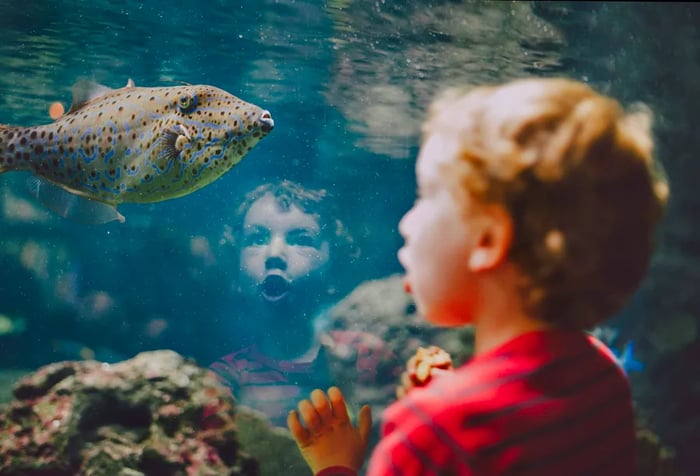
468 204 513 272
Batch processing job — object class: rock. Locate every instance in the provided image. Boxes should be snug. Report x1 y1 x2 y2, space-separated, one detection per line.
0 350 258 476
235 406 311 476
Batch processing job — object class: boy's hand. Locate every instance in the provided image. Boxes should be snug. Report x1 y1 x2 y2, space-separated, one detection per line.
287 387 372 474
396 346 454 399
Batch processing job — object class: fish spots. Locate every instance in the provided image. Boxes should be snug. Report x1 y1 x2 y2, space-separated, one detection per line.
126 164 140 176
106 167 120 181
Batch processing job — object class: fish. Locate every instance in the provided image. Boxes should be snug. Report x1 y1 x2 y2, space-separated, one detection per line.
590 326 644 375
0 79 274 224
612 340 644 375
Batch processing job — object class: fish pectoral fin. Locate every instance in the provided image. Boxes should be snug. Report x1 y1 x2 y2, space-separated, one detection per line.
27 176 125 225
156 125 190 163
67 80 118 114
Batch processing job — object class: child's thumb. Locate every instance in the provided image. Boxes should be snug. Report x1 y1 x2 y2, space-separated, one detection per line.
358 404 372 446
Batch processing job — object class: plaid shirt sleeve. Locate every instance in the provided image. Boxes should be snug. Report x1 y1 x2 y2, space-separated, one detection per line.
364 390 476 476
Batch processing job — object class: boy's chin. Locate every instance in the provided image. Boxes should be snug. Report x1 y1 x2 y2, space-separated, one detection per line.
425 306 472 327
261 291 290 303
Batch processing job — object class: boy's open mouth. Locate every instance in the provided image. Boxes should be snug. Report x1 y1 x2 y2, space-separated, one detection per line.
261 274 290 302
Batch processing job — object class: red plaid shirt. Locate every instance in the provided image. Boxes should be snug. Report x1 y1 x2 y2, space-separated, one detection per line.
322 329 636 476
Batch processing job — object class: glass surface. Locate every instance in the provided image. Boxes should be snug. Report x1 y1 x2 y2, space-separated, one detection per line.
0 1 697 474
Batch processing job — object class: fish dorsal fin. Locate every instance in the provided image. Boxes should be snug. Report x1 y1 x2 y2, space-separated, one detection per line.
68 80 116 114
125 78 135 88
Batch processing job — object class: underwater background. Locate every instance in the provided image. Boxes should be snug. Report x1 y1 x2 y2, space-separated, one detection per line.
0 1 698 474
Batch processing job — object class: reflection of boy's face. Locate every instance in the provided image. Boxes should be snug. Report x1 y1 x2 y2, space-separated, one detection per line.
239 193 330 305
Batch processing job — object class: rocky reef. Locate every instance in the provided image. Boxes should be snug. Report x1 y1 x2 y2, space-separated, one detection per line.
0 350 258 476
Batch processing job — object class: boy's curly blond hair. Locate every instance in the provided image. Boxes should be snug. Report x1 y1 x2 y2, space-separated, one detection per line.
424 78 669 330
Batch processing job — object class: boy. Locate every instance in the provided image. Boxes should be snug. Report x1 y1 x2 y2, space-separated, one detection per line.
286 78 668 475
210 180 357 427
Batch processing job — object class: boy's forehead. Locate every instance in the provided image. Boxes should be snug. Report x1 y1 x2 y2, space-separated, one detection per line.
244 193 321 231
417 133 459 182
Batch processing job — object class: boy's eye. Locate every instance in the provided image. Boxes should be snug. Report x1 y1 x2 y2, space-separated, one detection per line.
287 230 319 247
243 229 270 246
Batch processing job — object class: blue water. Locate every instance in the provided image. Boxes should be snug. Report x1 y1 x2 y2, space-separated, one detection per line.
1 1 699 474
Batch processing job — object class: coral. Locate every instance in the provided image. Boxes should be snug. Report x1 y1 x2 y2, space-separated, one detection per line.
0 350 258 476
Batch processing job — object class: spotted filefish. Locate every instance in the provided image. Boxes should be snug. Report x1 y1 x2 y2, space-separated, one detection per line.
0 79 274 224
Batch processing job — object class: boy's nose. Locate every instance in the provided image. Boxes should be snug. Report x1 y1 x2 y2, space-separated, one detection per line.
267 235 287 260
265 235 287 271
265 255 287 271
398 209 413 239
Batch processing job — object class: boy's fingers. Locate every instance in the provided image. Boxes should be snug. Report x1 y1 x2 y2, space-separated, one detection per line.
311 388 332 422
287 410 311 446
298 399 322 432
358 404 372 446
327 386 350 422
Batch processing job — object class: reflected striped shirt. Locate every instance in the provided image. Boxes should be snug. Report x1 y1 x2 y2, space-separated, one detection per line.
211 344 330 427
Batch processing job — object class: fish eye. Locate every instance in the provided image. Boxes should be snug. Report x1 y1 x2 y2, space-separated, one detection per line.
177 93 198 114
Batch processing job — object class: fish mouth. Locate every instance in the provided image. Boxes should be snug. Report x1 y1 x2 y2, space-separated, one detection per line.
259 110 274 133
260 274 290 302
